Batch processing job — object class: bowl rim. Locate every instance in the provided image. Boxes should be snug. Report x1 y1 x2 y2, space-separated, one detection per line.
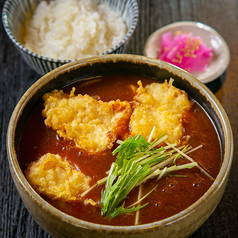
7 54 234 234
144 21 230 84
2 0 139 63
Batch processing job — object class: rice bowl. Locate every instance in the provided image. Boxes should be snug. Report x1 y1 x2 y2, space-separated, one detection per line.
2 0 139 74
23 0 127 60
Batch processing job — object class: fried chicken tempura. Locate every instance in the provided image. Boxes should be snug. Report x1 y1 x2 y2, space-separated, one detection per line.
42 88 132 152
26 153 91 200
130 79 192 144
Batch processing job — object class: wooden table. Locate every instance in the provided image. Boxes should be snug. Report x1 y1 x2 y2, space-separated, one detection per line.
0 0 237 237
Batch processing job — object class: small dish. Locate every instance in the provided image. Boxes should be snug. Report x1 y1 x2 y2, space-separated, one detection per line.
144 21 230 84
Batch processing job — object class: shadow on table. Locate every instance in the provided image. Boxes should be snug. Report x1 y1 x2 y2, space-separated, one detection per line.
205 71 227 94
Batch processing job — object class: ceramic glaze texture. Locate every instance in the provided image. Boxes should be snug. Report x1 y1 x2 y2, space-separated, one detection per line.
2 0 138 75
7 55 233 238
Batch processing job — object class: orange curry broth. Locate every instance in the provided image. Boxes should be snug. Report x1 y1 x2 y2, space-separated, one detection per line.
19 75 221 226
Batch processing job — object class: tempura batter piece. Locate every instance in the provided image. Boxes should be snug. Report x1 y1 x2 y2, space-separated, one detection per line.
42 88 132 152
130 79 192 144
26 153 91 200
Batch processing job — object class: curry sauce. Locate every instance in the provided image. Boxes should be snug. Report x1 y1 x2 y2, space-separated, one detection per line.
19 75 221 226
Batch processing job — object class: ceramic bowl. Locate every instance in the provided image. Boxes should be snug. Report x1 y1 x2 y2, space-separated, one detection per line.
7 54 233 238
144 21 230 84
2 0 138 75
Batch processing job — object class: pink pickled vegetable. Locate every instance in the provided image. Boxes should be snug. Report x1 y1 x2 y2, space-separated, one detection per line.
158 31 213 73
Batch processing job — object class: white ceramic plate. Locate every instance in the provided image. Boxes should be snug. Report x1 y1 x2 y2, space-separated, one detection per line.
144 21 230 84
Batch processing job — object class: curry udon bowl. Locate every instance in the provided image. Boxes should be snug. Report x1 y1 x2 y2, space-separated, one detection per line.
7 54 233 238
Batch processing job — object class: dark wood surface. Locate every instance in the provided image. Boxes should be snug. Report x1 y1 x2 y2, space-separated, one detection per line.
1 0 237 237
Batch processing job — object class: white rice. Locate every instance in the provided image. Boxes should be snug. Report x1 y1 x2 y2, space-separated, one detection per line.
23 0 127 60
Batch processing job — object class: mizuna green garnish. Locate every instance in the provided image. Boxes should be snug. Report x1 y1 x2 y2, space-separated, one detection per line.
81 131 213 219
100 159 150 218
